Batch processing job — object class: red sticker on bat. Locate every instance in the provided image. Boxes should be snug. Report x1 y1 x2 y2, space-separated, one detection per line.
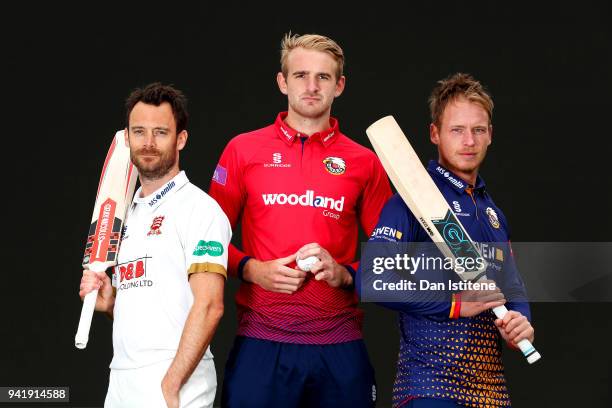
90 198 117 262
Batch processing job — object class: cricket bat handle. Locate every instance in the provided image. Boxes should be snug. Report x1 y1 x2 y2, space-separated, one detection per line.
492 305 541 364
75 290 98 349
75 263 107 349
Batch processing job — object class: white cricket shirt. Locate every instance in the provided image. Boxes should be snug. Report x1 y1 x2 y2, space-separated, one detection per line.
110 171 230 369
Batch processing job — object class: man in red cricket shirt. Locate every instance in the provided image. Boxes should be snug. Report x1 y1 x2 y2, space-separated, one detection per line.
210 33 392 407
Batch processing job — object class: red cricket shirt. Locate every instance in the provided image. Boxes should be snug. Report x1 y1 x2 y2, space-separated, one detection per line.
210 112 392 344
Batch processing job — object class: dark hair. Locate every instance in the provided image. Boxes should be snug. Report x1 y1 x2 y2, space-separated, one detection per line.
125 82 188 133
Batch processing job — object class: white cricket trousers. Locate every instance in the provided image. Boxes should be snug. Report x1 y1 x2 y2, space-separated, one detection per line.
104 358 216 408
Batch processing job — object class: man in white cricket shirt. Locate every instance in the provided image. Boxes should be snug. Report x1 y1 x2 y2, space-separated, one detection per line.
80 83 230 408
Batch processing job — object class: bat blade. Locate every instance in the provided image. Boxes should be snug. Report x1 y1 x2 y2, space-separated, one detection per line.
366 115 541 364
367 116 484 281
75 130 137 349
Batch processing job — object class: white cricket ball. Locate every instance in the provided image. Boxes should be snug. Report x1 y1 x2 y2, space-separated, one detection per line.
297 256 319 272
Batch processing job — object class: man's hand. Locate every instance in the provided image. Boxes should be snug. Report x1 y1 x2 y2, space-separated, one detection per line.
296 243 352 288
161 376 179 408
79 269 114 314
243 253 306 294
495 310 535 349
459 279 505 317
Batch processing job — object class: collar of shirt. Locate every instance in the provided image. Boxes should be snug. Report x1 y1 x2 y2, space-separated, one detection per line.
427 160 486 193
274 112 340 147
133 170 189 210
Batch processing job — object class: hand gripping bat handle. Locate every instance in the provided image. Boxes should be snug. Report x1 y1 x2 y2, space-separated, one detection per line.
492 305 541 364
75 263 108 349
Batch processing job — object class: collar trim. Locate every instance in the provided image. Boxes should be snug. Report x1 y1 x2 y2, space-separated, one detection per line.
133 171 189 210
273 112 340 147
427 160 486 192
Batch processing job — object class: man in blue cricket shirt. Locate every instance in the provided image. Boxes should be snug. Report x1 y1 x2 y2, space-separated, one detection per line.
361 73 536 407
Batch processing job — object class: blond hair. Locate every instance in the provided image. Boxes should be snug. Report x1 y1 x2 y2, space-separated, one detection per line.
429 73 494 127
280 32 344 80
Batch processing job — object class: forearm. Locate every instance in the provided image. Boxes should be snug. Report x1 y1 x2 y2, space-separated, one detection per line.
93 290 115 319
163 301 224 391
104 304 114 320
103 289 116 319
337 264 354 288
375 298 452 320
505 301 531 322
357 261 452 318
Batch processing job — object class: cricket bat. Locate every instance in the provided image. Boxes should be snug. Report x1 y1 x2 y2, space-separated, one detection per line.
366 115 541 364
75 130 138 349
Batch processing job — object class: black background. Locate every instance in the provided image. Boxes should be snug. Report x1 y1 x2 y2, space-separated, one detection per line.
2 2 611 407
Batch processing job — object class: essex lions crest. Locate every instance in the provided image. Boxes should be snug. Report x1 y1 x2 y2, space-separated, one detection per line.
486 207 500 229
148 215 165 236
323 157 346 175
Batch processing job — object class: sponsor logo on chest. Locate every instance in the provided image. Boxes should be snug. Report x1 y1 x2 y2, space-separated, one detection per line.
261 190 345 211
371 226 403 241
473 242 505 272
261 190 345 221
263 152 292 168
474 242 504 262
113 256 154 291
452 200 471 217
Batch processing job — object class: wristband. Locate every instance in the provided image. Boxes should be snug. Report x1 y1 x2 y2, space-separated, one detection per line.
450 293 461 319
453 293 461 319
237 256 252 282
343 264 356 290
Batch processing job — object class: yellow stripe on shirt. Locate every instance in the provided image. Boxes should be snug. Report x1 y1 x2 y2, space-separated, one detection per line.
188 262 227 278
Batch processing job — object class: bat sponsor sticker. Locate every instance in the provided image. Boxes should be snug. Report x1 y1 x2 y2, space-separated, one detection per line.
84 198 121 264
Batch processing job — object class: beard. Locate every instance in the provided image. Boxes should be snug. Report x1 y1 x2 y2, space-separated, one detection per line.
131 144 177 181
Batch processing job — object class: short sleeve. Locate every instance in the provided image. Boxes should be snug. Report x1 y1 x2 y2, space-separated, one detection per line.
185 199 232 279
